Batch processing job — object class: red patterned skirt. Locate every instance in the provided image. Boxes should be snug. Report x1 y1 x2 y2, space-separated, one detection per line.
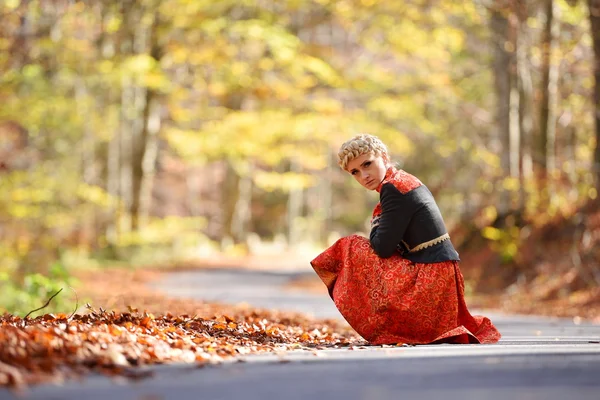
311 235 501 345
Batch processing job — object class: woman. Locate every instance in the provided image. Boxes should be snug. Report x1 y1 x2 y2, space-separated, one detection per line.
311 134 501 345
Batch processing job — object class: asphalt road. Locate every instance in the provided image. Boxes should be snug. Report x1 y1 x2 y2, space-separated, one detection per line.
3 267 600 400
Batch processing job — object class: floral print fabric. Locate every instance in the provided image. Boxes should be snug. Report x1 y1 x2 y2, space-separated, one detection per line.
311 234 501 345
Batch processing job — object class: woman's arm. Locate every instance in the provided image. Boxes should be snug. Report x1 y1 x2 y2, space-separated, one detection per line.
369 183 418 258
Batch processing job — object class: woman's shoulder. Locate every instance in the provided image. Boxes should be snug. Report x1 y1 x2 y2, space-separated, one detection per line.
380 168 423 195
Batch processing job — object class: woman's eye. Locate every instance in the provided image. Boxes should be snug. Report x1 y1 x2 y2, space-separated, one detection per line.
364 161 371 167
351 171 357 175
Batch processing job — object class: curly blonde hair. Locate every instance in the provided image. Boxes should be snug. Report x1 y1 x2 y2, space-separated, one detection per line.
337 134 389 170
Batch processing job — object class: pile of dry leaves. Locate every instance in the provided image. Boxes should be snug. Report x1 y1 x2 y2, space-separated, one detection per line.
0 267 363 389
0 305 362 388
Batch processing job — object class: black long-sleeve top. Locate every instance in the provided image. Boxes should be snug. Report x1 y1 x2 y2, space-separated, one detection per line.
369 170 460 264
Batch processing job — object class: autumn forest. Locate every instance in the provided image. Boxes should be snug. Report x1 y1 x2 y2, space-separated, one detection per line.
1 0 600 317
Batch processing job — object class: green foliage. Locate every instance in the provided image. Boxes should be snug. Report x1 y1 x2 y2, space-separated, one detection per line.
0 262 77 317
481 225 521 264
85 216 216 267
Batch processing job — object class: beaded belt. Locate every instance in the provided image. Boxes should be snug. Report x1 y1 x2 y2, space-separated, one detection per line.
399 233 450 254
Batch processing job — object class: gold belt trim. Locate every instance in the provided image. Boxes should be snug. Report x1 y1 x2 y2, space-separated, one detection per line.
402 233 450 253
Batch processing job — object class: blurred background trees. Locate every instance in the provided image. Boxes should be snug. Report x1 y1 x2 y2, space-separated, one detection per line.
1 0 599 312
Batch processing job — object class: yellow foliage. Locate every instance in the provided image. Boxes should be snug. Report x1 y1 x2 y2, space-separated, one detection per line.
467 146 499 169
501 177 520 192
482 226 502 241
4 0 20 10
482 206 498 223
143 71 170 90
254 171 316 193
10 188 52 203
105 15 122 33
118 216 207 247
480 180 494 194
301 55 342 87
121 55 162 86
433 26 465 54
527 17 540 29
312 98 343 115
168 110 351 168
366 96 406 120
436 143 454 158
76 184 115 208
7 204 33 219
17 236 30 257
559 0 587 25
258 58 275 71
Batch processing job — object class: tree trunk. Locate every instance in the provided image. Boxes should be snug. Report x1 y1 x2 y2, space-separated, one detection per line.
138 97 161 227
516 2 535 213
566 124 579 200
231 163 253 245
539 0 560 181
319 148 334 244
75 77 96 250
490 6 514 217
106 108 121 245
99 3 120 246
219 87 248 245
589 0 600 189
75 78 96 184
287 159 303 248
130 88 153 231
119 77 134 234
509 73 520 181
128 5 153 231
221 161 240 247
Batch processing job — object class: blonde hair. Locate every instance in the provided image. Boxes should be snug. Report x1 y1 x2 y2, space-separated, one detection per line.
337 134 388 170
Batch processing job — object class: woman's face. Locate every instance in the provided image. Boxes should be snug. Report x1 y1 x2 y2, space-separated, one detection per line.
346 152 388 190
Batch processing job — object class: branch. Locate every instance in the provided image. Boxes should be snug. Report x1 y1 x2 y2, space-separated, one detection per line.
67 286 79 320
24 288 63 319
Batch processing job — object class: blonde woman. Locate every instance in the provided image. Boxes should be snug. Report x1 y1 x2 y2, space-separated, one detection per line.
311 134 501 345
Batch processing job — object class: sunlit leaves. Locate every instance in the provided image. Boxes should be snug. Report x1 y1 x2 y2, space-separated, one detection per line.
367 96 427 127
121 55 170 91
559 0 587 26
228 20 301 58
118 216 207 247
168 110 312 163
0 168 112 230
76 184 115 209
254 171 316 192
481 226 502 242
122 54 158 75
301 55 343 87
3 0 20 10
154 0 473 200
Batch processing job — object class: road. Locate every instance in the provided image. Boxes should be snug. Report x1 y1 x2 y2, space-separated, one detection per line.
3 267 600 400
